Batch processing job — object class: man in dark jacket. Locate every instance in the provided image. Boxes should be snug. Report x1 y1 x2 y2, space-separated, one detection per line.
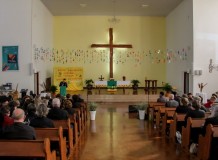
47 98 68 120
0 108 36 140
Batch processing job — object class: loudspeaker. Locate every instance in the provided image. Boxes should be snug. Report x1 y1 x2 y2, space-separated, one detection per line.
29 63 33 75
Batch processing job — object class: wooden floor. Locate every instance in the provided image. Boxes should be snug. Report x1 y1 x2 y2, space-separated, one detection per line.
71 102 198 160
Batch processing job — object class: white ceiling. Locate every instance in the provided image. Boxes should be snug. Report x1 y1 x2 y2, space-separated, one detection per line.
40 0 184 16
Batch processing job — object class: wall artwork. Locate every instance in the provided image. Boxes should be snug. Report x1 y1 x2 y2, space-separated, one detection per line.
53 67 83 91
2 46 19 71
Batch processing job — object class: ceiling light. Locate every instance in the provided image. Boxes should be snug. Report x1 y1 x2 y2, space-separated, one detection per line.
142 4 149 8
80 3 87 7
108 0 120 24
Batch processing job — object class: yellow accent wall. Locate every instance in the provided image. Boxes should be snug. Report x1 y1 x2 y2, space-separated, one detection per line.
54 16 166 87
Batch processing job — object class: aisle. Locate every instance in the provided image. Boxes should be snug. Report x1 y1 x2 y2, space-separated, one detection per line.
72 103 196 160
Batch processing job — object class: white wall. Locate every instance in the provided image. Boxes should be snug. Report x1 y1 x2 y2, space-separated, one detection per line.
0 0 33 92
32 0 53 92
166 0 193 94
193 0 218 96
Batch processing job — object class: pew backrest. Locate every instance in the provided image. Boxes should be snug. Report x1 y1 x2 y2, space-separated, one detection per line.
53 118 74 150
0 138 56 160
35 126 67 160
182 117 205 151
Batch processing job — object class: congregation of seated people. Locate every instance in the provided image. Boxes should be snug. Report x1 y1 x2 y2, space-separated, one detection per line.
156 91 218 159
0 92 85 140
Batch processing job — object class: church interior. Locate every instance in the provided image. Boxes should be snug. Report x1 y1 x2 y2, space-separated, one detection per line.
1 0 218 159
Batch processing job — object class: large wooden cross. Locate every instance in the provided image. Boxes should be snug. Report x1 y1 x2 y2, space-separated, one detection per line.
91 28 133 78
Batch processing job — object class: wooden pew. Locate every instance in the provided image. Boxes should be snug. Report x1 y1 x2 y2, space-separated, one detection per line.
197 124 218 160
181 117 205 151
169 113 186 142
69 113 80 138
0 138 56 160
161 108 176 134
35 126 67 160
153 105 165 126
74 108 83 134
148 102 165 120
156 107 176 128
197 124 213 160
53 118 74 151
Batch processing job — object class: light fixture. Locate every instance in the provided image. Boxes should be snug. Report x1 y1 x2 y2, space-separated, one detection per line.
108 0 120 24
80 3 87 8
142 4 149 8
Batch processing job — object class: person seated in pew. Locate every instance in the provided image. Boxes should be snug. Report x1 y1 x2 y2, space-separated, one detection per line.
185 100 205 123
172 91 181 105
185 100 205 144
196 96 208 112
176 97 190 114
188 93 194 104
66 94 73 104
202 106 218 135
0 108 36 140
47 98 68 120
0 105 14 127
165 94 179 107
204 96 217 110
30 103 54 128
63 99 76 116
24 103 37 125
157 91 167 103
175 98 191 133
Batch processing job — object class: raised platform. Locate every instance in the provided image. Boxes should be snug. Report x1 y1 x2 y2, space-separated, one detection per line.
69 88 159 103
86 94 158 102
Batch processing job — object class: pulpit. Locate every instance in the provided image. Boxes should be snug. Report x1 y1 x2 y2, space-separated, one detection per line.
60 86 67 97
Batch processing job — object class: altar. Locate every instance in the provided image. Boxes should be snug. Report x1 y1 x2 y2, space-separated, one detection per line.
94 80 131 94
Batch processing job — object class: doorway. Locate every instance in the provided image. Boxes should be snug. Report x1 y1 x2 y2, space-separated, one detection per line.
184 72 189 94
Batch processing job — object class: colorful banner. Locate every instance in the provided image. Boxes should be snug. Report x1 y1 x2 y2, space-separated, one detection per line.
2 46 19 71
53 67 83 91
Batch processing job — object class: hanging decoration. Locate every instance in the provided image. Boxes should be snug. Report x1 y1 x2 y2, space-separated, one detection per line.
33 46 188 66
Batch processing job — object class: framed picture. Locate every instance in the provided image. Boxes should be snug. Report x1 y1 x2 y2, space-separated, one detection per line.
2 46 19 71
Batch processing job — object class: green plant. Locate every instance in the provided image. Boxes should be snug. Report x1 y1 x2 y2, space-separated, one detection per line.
162 83 173 92
137 102 148 110
89 102 98 111
85 79 94 86
131 79 140 86
50 85 57 94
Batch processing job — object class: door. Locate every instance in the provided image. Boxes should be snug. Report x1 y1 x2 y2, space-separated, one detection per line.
184 72 189 94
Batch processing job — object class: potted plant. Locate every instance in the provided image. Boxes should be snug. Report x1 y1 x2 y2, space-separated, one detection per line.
85 79 94 91
50 85 57 96
162 83 173 97
89 102 98 120
137 103 148 120
131 79 140 90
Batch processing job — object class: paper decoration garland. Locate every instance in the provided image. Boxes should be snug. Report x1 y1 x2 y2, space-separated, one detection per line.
33 46 188 65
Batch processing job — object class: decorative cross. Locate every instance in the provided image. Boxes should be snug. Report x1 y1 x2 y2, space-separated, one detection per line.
98 75 104 81
91 28 133 78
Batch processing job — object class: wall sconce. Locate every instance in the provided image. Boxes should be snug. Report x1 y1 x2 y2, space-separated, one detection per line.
209 59 218 73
